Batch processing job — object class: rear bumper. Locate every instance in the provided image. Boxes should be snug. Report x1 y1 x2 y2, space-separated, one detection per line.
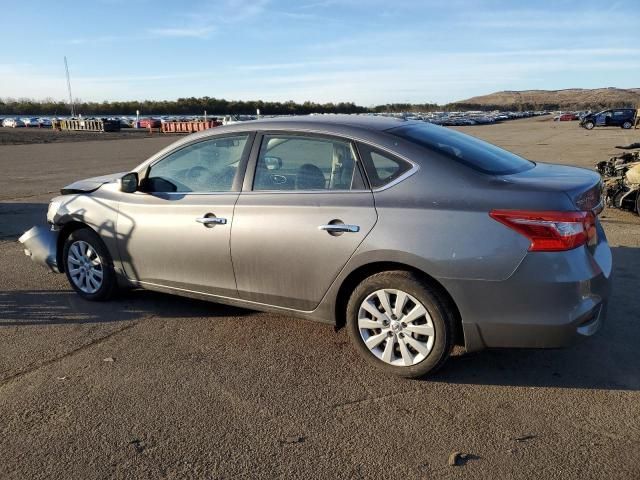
18 225 60 273
443 229 612 352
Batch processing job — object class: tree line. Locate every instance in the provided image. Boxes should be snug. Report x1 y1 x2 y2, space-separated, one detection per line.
0 97 635 116
0 97 371 116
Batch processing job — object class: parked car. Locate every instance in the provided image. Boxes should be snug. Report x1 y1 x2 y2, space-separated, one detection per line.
111 117 132 128
138 118 161 128
37 118 53 128
580 109 637 130
21 117 41 127
19 116 611 378
2 118 25 128
555 112 578 121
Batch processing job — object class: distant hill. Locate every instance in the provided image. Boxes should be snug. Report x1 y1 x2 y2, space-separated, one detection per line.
451 88 640 111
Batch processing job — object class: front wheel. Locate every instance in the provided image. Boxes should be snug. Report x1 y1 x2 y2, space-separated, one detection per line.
346 271 455 378
63 227 117 301
584 121 595 130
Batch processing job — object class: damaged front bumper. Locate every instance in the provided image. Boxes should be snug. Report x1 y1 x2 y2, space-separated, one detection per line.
18 225 60 273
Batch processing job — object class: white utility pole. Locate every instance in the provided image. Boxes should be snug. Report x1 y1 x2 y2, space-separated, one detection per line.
64 56 75 117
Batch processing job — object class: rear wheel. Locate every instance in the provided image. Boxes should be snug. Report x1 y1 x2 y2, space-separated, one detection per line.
622 121 632 129
63 228 117 301
346 271 455 378
584 121 595 130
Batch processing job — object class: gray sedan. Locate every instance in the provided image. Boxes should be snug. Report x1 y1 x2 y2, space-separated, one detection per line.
19 116 611 377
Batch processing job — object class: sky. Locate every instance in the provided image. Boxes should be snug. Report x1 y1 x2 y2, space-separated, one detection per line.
1 0 639 105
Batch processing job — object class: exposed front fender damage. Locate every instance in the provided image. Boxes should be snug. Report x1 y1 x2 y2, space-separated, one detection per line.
49 187 123 271
21 182 124 279
60 172 126 195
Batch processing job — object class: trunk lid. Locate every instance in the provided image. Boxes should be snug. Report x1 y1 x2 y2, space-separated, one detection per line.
499 162 603 213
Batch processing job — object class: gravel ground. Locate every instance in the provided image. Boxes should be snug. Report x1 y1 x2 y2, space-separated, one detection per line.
0 126 175 146
0 118 638 479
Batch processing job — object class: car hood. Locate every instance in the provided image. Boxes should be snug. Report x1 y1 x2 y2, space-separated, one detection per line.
60 172 126 195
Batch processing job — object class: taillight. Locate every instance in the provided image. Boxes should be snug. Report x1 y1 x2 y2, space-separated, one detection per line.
489 210 597 252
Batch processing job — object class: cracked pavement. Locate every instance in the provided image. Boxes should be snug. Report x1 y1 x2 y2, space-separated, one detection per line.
0 120 639 479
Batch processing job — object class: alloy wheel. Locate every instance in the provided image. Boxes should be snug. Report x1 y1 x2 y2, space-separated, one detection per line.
358 289 435 367
67 240 104 294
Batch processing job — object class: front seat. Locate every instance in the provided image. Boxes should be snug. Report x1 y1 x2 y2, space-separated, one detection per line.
296 164 326 190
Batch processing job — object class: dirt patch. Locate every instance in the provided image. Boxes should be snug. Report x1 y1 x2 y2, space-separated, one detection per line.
0 127 186 146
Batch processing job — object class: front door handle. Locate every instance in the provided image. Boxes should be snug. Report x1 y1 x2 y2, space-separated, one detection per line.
196 216 227 226
318 224 360 233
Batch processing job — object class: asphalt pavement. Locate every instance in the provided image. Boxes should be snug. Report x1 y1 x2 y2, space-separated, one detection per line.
0 122 639 479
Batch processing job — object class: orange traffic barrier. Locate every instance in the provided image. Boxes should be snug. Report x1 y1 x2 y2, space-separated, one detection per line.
161 120 222 134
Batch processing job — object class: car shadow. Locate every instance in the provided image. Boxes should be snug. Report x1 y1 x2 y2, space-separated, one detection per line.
0 288 251 326
432 246 640 391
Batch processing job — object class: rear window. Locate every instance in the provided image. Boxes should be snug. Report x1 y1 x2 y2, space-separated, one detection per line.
388 123 535 175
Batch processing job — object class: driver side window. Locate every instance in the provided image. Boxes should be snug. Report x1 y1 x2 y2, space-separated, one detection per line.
144 134 249 193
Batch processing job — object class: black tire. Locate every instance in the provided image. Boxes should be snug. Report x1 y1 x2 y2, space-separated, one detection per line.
346 271 456 378
636 191 640 216
63 227 117 301
622 121 632 129
584 121 595 130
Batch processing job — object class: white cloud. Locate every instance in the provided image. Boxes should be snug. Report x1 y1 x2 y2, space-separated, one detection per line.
2 47 638 105
146 0 269 41
147 26 216 38
55 35 123 45
457 8 633 30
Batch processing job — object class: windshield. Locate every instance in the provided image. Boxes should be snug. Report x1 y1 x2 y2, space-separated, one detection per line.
387 123 535 175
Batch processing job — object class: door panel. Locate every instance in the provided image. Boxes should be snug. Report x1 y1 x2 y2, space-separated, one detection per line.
117 193 238 296
115 133 254 296
231 192 376 310
231 132 377 311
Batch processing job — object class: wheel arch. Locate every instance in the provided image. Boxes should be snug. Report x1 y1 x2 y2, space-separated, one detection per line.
56 221 95 273
334 261 464 346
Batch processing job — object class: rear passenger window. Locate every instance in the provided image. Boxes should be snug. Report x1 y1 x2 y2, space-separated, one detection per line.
253 135 365 191
357 143 412 189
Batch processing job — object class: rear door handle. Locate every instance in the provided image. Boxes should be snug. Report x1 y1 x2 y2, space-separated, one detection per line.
196 216 227 226
318 224 360 233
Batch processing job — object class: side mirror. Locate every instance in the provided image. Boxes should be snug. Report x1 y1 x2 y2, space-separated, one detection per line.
120 172 139 193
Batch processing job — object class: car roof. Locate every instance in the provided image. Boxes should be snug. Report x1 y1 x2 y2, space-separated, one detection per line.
233 114 413 132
